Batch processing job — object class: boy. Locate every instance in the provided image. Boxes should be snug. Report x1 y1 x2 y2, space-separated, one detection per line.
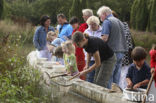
126 47 151 89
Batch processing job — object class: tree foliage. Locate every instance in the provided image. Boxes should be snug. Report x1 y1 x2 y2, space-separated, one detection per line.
0 0 4 19
131 0 156 32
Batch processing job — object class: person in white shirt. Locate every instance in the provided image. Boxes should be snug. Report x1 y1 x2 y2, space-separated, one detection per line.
84 16 102 83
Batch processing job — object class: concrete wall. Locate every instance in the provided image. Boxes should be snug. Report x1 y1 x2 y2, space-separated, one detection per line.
27 51 137 103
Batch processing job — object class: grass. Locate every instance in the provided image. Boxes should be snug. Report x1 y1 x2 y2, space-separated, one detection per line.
131 29 156 64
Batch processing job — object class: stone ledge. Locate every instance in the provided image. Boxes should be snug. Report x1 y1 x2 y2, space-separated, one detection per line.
27 51 138 103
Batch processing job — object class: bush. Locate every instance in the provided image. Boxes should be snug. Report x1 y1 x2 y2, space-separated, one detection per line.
0 20 52 102
131 30 156 50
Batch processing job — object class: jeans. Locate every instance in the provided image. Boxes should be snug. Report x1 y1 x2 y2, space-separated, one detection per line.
108 52 124 89
86 61 95 83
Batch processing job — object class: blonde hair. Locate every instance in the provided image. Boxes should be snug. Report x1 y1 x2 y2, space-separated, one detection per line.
47 31 57 41
86 16 100 25
63 41 75 54
82 9 93 17
97 6 112 16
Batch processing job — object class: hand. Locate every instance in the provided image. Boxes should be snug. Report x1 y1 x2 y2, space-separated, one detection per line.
101 35 108 42
151 68 155 75
83 65 89 70
133 83 141 89
127 81 133 88
47 45 54 52
79 70 87 76
55 62 60 65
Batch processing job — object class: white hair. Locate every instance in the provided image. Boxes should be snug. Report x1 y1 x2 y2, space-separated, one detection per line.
97 6 112 16
86 16 100 25
82 9 93 17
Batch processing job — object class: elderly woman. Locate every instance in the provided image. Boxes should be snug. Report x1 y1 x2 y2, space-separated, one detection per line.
72 31 116 88
84 16 102 82
33 15 55 61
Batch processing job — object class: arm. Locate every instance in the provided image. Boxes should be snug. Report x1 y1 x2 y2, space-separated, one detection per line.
133 79 149 89
80 51 101 76
101 20 111 42
66 25 73 39
126 66 133 88
84 53 91 70
126 78 133 88
33 28 41 50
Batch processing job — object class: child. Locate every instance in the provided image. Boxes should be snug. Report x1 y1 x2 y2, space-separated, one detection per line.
62 41 79 76
149 44 156 87
54 46 64 65
47 31 64 52
126 47 151 89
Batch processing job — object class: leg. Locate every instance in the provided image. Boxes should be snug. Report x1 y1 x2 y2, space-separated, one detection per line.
112 53 124 84
94 55 116 88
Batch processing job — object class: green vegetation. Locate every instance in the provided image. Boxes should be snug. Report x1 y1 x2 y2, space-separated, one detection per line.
0 20 53 102
131 0 156 32
0 0 156 102
0 0 4 19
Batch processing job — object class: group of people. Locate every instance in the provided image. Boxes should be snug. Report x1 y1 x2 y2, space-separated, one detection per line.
33 5 156 90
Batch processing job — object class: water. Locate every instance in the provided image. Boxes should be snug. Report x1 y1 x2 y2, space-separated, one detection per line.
50 80 97 103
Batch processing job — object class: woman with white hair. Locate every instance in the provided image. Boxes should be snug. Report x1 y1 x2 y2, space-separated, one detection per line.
79 9 93 32
84 16 102 83
97 6 127 88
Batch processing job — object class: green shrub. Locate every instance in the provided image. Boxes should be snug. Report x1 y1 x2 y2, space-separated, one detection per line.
0 20 52 103
131 30 156 50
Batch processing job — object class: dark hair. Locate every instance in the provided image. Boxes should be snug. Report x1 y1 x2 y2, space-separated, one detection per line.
72 31 89 43
57 13 66 19
69 16 79 25
40 15 50 26
131 46 147 61
54 46 63 58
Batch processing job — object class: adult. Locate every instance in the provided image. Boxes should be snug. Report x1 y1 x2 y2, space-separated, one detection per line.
112 11 135 89
33 15 55 61
72 31 116 88
97 6 127 88
57 13 73 41
79 9 93 32
69 16 85 80
119 22 135 89
84 16 102 83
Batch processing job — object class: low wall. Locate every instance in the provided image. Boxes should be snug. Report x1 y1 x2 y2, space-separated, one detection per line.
27 51 137 103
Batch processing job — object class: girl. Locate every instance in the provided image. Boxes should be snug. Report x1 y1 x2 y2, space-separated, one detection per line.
62 41 79 76
69 16 85 80
149 44 156 87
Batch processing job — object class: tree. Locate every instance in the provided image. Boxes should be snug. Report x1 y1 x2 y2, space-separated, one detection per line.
69 0 82 21
130 0 148 31
149 0 156 32
0 0 4 19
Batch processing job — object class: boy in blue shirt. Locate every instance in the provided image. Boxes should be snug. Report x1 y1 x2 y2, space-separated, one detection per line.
126 47 151 89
